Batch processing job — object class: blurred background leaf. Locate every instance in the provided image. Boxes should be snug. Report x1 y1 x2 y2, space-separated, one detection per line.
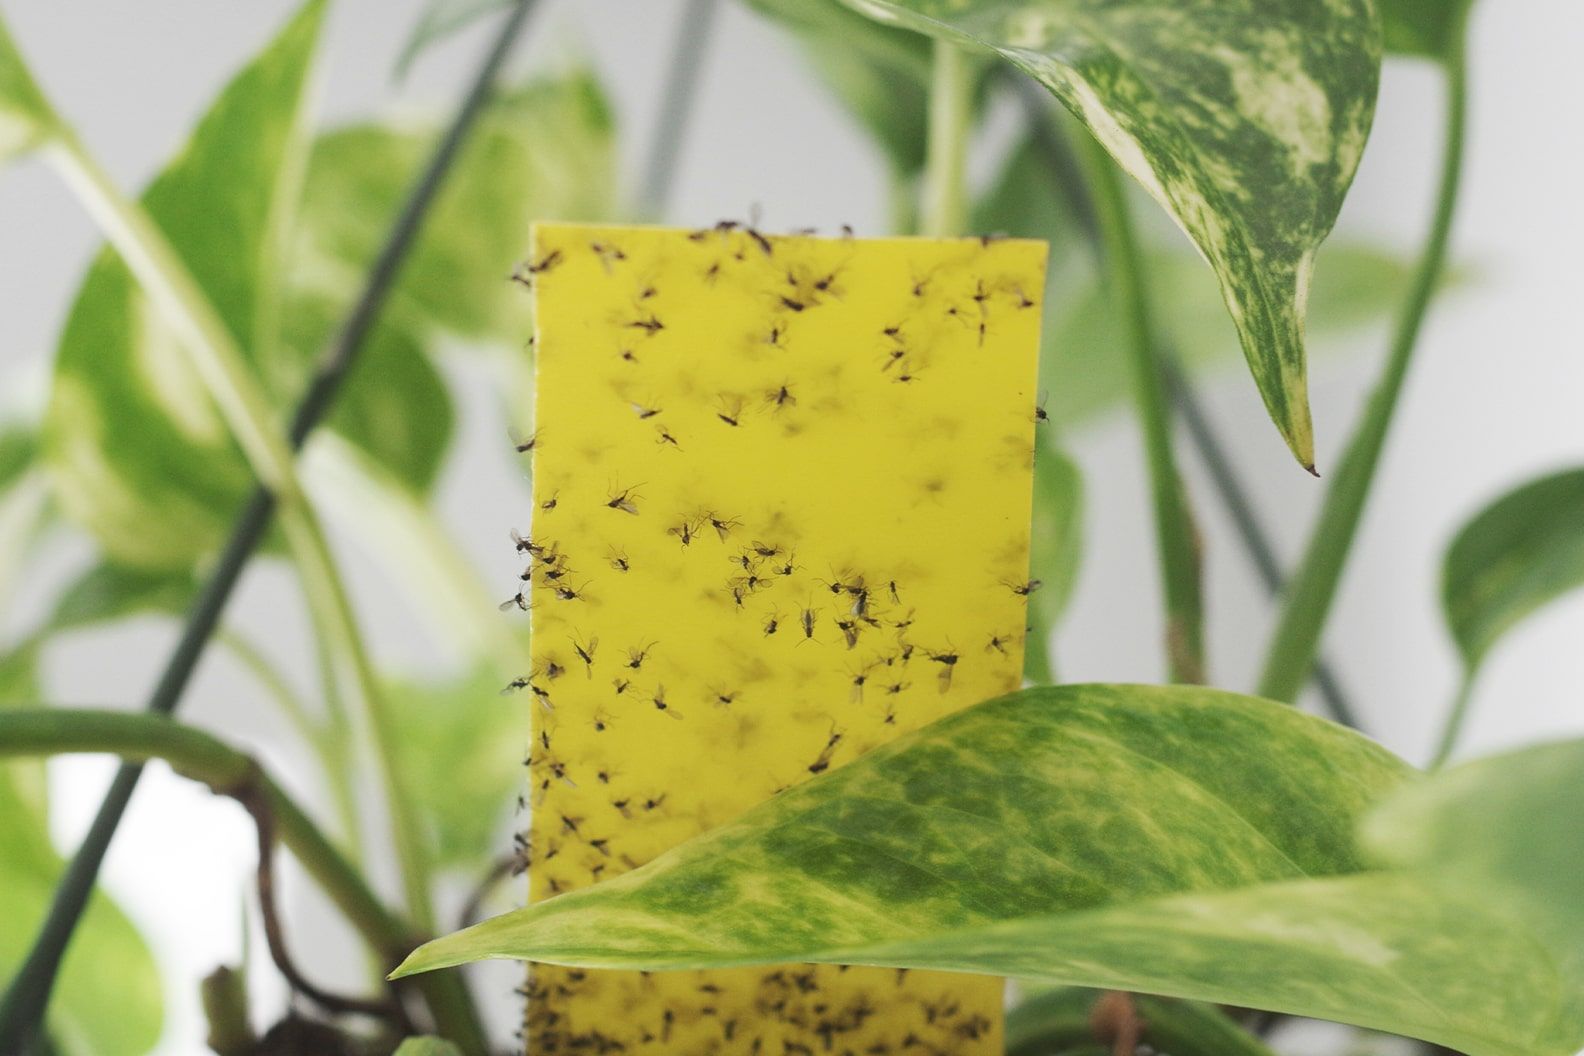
291 70 617 346
0 10 58 164
742 0 934 177
41 1 328 571
386 665 523 871
1441 467 1584 673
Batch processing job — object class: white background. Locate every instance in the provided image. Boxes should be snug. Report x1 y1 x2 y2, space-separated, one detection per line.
1 0 1581 1050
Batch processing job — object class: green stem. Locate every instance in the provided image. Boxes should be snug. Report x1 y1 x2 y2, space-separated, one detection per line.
0 708 485 1051
216 627 323 752
1256 44 1468 703
1428 670 1476 770
283 511 435 932
47 101 432 920
303 434 532 672
636 0 720 219
216 626 363 859
921 39 972 237
1076 135 1205 684
1007 988 1278 1056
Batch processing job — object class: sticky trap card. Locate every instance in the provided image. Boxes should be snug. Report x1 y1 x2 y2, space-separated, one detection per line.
519 222 1046 1053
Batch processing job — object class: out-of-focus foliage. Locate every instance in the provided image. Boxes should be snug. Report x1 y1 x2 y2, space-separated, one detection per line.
1441 467 1584 671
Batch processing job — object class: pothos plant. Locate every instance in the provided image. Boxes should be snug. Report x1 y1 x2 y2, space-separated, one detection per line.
1 0 1580 1054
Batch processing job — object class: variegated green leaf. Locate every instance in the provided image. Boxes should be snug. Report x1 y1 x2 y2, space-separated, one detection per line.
41 0 329 571
397 686 1584 1056
973 134 1425 429
1441 467 1584 671
1047 242 1427 426
0 12 57 164
840 0 1382 468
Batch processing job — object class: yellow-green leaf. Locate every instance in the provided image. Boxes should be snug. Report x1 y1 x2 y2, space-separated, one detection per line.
396 685 1584 1056
1441 467 1584 671
0 12 56 164
840 0 1383 468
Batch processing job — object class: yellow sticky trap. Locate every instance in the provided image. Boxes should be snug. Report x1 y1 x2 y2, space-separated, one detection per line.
521 223 1046 1054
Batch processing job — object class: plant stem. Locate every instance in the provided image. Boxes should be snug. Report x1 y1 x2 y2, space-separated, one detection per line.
636 0 720 219
57 122 435 929
217 624 364 860
283 511 435 931
1256 43 1468 704
304 434 532 672
0 3 537 1046
921 39 972 237
0 709 484 1050
1076 135 1205 684
1428 671 1476 769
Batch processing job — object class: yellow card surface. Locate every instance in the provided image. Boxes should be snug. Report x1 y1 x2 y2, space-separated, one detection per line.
521 222 1046 1053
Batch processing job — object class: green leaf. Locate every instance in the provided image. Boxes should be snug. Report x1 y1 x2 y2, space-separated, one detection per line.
1381 0 1472 62
744 0 935 175
0 425 36 492
839 0 1382 469
1023 438 1084 683
0 11 57 164
398 685 1584 1056
280 294 454 495
387 665 523 870
1440 467 1584 671
293 70 617 345
46 561 198 635
42 0 327 571
392 1037 465 1056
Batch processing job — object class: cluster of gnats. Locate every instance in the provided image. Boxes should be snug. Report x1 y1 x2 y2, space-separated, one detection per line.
501 221 1039 1054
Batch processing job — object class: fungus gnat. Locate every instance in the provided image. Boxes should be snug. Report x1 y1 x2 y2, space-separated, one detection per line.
526 249 562 274
650 685 683 720
604 484 641 515
539 492 559 512
656 427 682 449
510 429 539 454
766 384 796 410
668 519 697 546
626 315 664 334
630 402 662 420
571 634 598 675
626 644 655 670
928 648 960 692
708 513 740 540
499 592 532 612
609 549 630 572
1008 578 1044 597
715 396 745 427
